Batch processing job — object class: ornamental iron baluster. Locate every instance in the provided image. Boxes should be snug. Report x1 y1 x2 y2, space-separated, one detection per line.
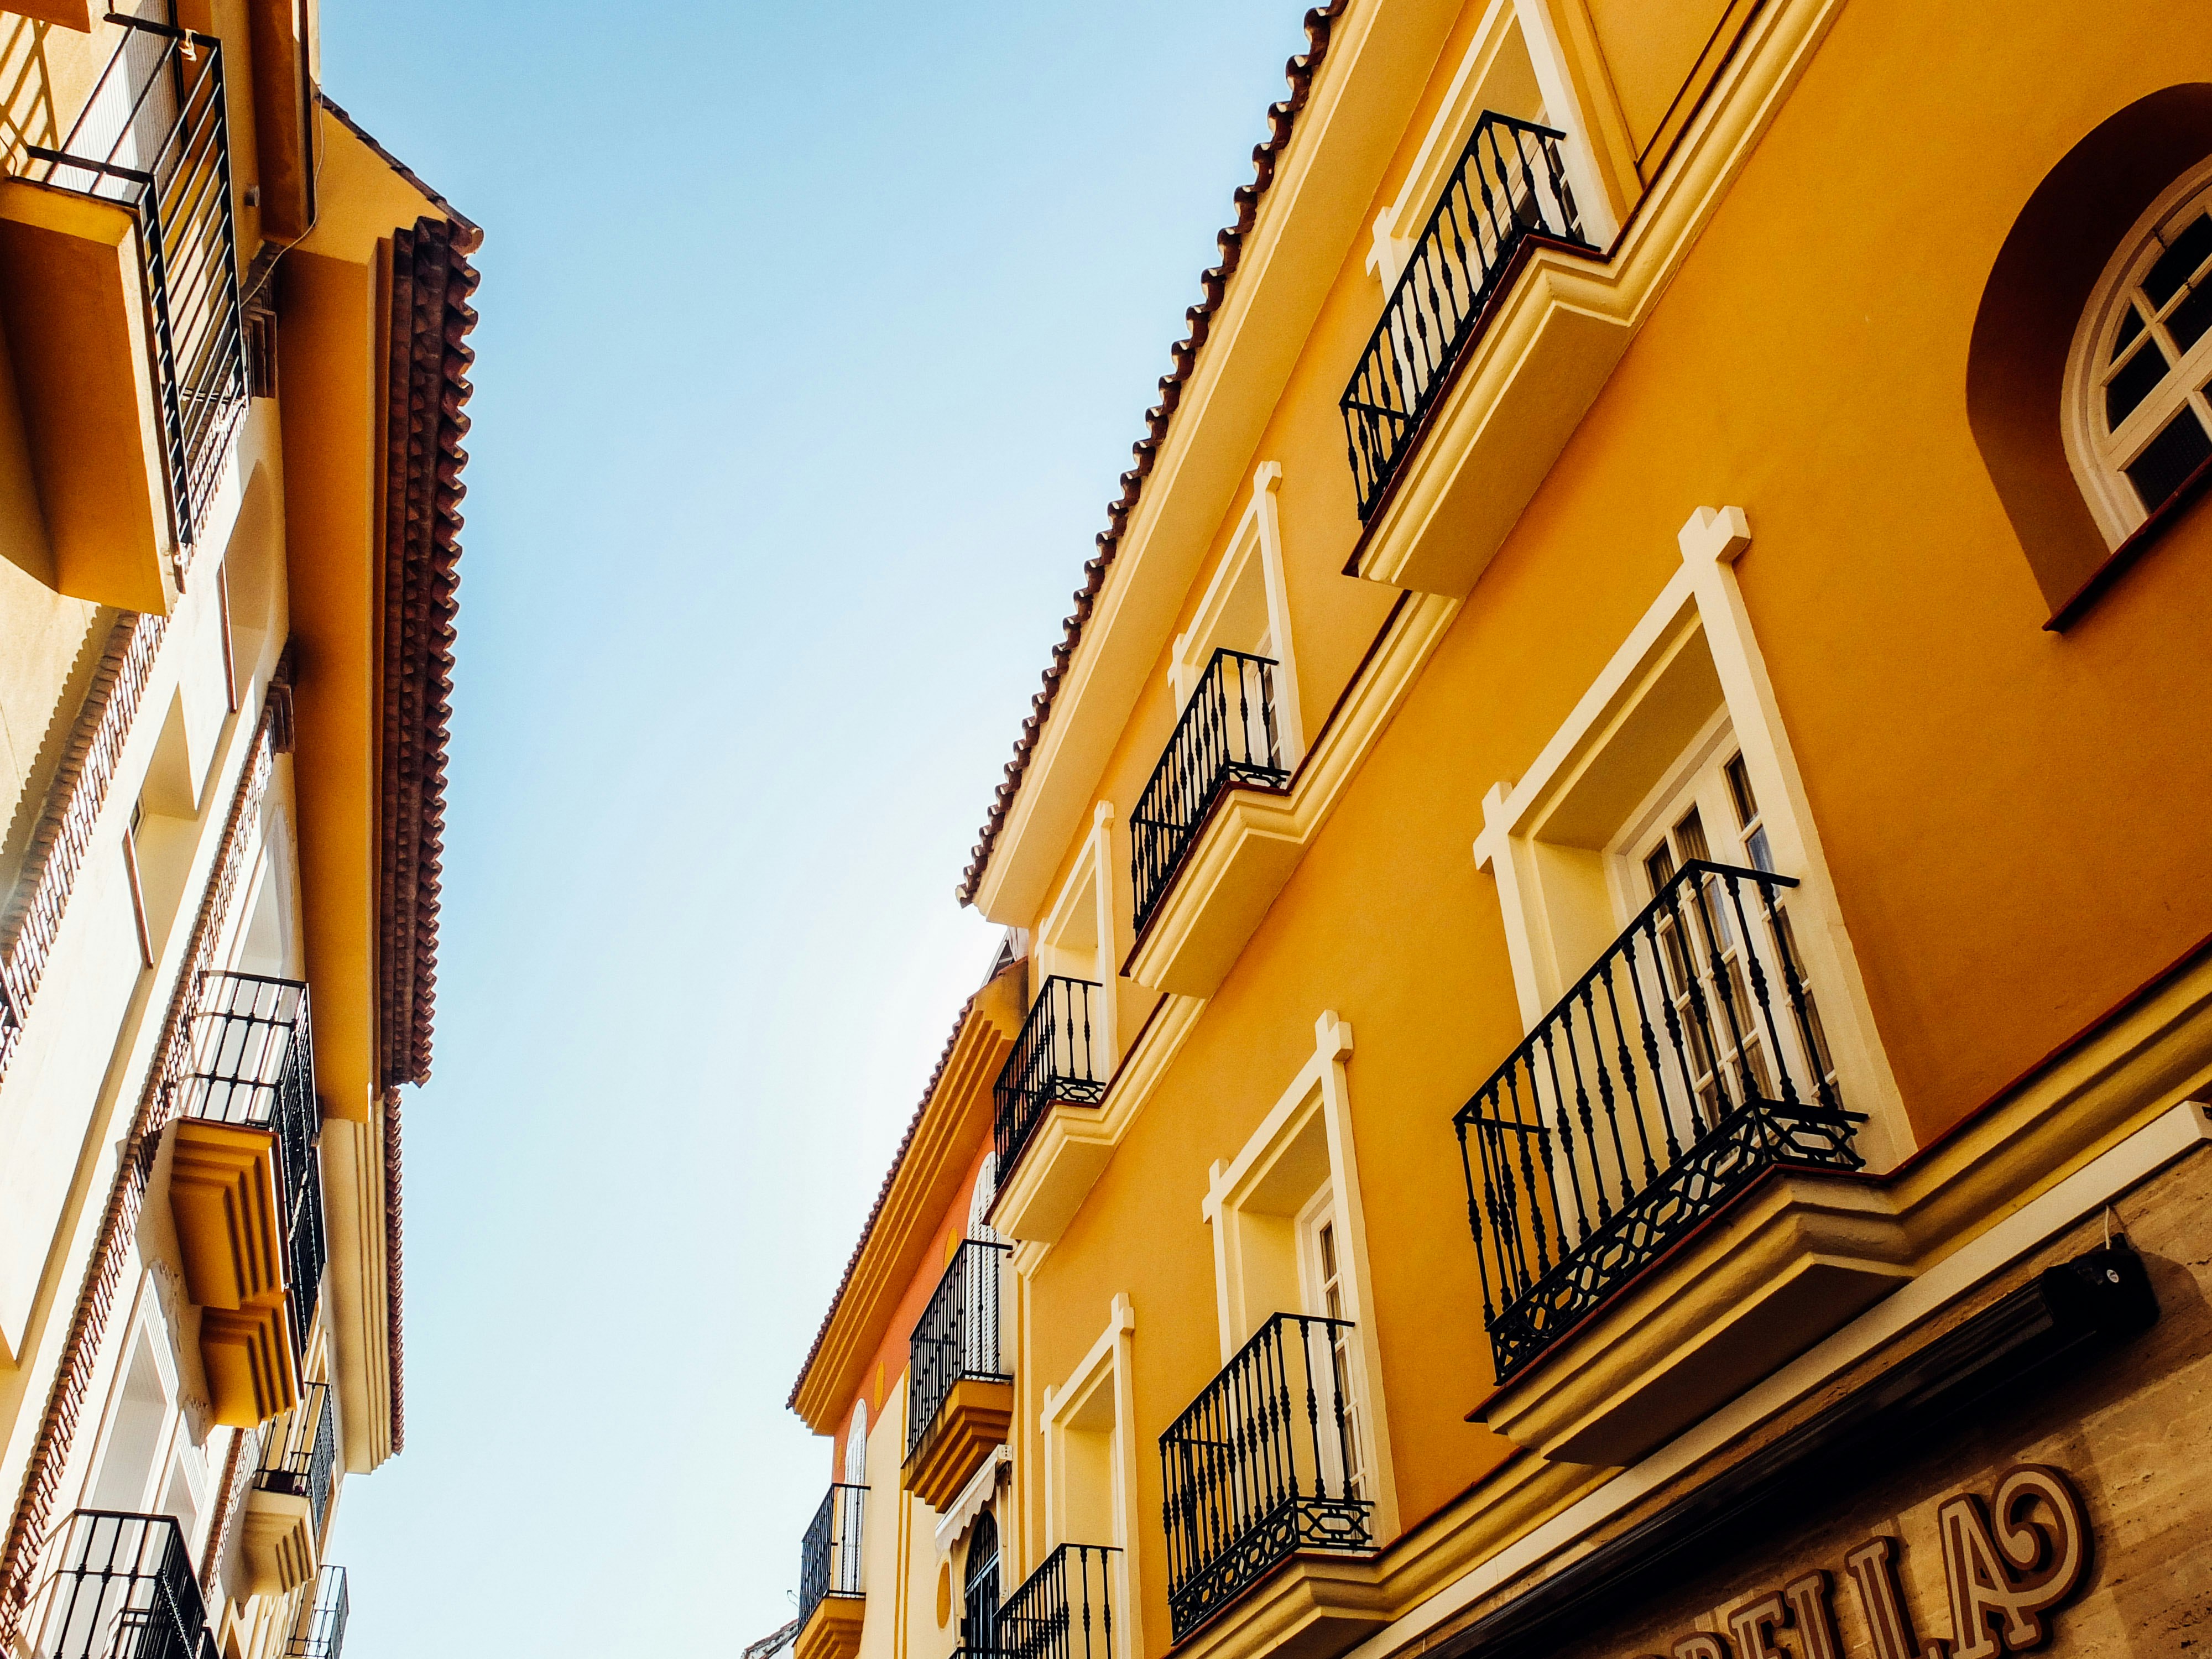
1129 650 1291 932
1157 1314 1372 1637
906 1241 1010 1462
994 977 1108 1179
1455 862 1866 1383
1598 960 1660 1186
1337 111 1591 515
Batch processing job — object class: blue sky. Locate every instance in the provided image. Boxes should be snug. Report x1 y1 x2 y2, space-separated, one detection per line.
315 3 1308 1650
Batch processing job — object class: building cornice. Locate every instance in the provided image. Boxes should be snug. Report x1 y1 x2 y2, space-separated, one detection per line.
954 2 1352 909
787 962 1025 1433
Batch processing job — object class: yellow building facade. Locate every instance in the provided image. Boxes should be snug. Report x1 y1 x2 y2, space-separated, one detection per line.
0 2 479 1655
787 3 2212 1659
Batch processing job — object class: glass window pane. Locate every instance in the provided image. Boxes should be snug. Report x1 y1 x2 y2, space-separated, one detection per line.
1724 754 1759 827
2107 336 2172 429
2144 213 2212 309
2125 405 2212 513
2113 302 2146 360
2168 283 2212 354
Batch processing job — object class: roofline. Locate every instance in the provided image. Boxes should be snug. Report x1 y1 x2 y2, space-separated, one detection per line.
953 1 1350 907
786 960 1026 1430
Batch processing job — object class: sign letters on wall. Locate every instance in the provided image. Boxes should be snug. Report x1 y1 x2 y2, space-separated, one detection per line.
1640 1464 2093 1659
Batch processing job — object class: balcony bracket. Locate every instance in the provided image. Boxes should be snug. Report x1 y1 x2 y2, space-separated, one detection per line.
904 1377 1014 1512
1474 1169 1911 1467
0 180 173 611
795 1594 865 1659
239 1486 315 1596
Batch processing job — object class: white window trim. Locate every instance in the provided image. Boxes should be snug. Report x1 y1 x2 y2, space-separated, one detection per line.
1170 462 1307 773
1037 1293 1144 1659
1472 507 1912 1173
1034 802 1121 1073
1199 1011 1399 1539
2062 156 2212 547
1365 0 1617 288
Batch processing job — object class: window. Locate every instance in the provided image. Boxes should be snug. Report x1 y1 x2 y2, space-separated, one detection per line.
1474 507 1910 1168
1296 1201 1366 1503
1620 735 1839 1121
962 1510 1000 1651
2067 160 2212 541
1199 1013 1397 1535
1167 462 1305 772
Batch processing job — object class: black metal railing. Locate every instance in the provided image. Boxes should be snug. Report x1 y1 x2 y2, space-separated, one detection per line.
1454 860 1861 1384
995 977 1108 1178
177 972 324 1363
797 1484 866 1629
285 1565 348 1659
253 1383 336 1542
906 1239 1011 1461
1130 650 1290 933
27 1511 208 1659
1159 1314 1371 1639
25 17 247 549
1340 111 1590 519
987 1544 1119 1659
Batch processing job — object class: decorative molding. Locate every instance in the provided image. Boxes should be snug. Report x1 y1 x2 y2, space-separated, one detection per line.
0 692 278 1645
956 3 1355 907
377 215 477 1091
0 610 164 1083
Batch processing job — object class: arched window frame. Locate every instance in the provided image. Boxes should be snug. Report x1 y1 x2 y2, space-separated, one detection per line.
2064 155 2212 545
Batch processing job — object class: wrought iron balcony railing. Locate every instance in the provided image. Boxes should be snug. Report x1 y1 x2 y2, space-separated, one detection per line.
25 16 248 549
1454 860 1862 1385
981 1543 1119 1659
179 972 325 1363
285 1565 348 1659
1158 1313 1371 1639
253 1382 337 1540
1339 111 1590 519
906 1239 1011 1462
27 1511 208 1659
995 977 1108 1179
1129 649 1290 933
797 1484 865 1629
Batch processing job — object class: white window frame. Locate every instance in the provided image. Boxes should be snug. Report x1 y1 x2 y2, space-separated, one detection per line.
1168 462 1306 774
2063 158 2212 546
1364 0 1618 288
1033 803 1121 1076
1472 507 1911 1173
1037 1293 1143 1659
1199 1011 1397 1538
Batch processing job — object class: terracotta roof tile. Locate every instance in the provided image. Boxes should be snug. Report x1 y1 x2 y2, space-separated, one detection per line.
953 2 1350 907
785 983 989 1413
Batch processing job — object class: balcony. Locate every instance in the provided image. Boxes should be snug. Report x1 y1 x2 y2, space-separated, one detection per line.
1339 112 1589 522
903 1240 1013 1511
285 1566 349 1659
972 1543 1120 1659
1457 861 1907 1465
1130 650 1290 936
994 977 1109 1180
0 17 248 606
240 1383 335 1594
168 971 323 1425
25 1511 209 1659
794 1484 865 1659
1159 1313 1373 1641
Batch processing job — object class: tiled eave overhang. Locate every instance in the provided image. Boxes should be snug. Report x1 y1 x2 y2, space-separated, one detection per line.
787 962 1023 1434
326 91 483 1454
953 1 1352 910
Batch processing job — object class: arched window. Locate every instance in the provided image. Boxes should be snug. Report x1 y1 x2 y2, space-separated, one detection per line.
2067 159 2212 541
843 1402 868 1485
961 1510 1000 1651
